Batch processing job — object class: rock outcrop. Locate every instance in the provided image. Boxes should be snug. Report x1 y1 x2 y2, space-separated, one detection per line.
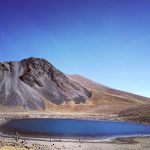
0 57 92 109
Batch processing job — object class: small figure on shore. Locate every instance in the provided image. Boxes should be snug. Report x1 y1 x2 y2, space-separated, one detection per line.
15 132 19 137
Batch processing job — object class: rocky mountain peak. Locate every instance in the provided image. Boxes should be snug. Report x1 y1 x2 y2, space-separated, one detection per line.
0 58 92 109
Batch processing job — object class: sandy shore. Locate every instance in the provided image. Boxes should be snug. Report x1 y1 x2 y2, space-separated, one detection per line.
1 135 150 150
0 112 150 150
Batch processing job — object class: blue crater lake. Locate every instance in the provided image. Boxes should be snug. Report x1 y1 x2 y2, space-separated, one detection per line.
4 119 150 139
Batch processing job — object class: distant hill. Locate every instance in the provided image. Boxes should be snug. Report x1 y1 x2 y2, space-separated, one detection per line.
67 74 150 114
68 74 150 103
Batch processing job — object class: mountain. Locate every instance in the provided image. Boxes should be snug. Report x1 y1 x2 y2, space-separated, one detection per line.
0 57 150 117
0 57 92 109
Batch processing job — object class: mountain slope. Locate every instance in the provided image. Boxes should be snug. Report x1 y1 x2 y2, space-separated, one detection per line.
0 58 92 109
68 74 150 103
67 74 150 114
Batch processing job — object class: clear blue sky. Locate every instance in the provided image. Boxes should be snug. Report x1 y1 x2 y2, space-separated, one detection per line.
0 0 150 97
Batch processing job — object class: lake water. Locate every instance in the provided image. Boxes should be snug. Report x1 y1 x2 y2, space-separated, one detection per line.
4 118 150 139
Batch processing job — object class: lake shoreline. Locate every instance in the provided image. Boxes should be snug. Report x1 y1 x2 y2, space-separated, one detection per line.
0 112 150 150
1 112 150 141
1 118 150 140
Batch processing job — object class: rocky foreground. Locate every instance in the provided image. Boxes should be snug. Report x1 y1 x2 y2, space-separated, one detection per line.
1 136 150 150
